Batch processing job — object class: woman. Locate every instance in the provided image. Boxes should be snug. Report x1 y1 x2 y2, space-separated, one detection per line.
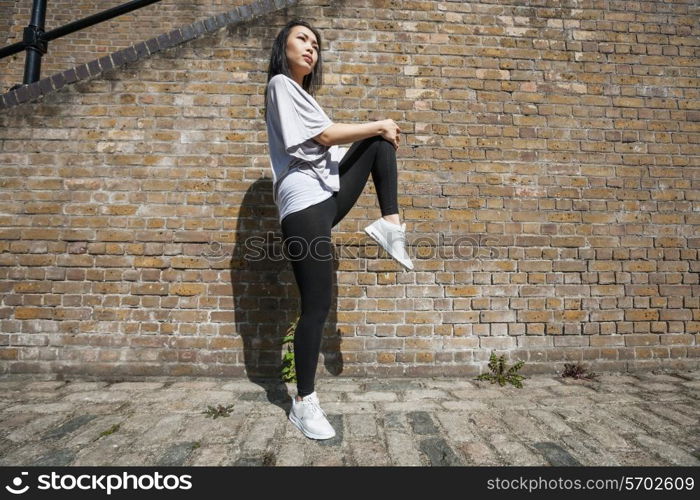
264 19 413 440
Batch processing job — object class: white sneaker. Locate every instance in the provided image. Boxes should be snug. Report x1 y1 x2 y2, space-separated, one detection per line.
288 391 336 440
364 217 414 271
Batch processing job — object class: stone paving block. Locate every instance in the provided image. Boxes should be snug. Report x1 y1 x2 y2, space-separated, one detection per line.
466 411 510 434
274 439 307 466
1 391 59 402
315 381 364 392
546 384 599 396
189 443 238 466
418 436 464 466
156 441 199 466
43 414 98 440
451 388 506 400
108 382 166 391
553 408 587 423
421 379 478 390
559 434 620 466
440 400 489 411
62 390 132 403
488 433 548 466
500 410 550 441
644 404 698 427
59 382 110 392
402 389 451 401
594 374 644 384
33 448 76 466
25 381 66 391
633 373 688 383
345 413 378 437
349 439 392 466
615 449 675 466
631 434 700 466
528 409 575 435
5 402 80 414
237 415 280 453
346 391 398 402
322 402 375 414
407 411 440 435
577 420 633 450
0 443 51 466
177 413 245 444
455 440 501 465
362 379 424 391
520 377 566 387
537 396 595 409
0 381 33 392
433 411 477 441
65 415 124 447
385 429 423 465
6 414 68 443
587 407 647 435
490 397 540 410
531 442 582 466
587 392 645 404
619 405 682 434
72 432 139 466
0 412 39 436
168 381 220 390
665 402 699 420
137 414 187 447
378 401 444 412
594 382 642 393
633 382 682 392
220 380 272 391
306 449 349 466
382 411 406 430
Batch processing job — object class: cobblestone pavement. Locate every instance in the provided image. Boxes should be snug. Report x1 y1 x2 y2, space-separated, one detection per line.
0 370 698 466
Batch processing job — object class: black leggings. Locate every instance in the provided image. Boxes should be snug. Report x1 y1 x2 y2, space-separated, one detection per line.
280 135 399 397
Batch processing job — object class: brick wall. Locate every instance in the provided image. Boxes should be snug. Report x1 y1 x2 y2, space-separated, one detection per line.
0 0 698 379
0 0 249 93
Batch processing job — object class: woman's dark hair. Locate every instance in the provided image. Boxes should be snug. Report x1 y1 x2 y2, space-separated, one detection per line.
263 19 324 121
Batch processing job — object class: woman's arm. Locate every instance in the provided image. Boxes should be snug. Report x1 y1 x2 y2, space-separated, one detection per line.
314 119 401 149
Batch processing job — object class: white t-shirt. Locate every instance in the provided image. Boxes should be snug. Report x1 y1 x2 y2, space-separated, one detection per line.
264 74 348 223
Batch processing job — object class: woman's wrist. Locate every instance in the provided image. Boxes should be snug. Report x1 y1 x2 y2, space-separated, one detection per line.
375 120 387 137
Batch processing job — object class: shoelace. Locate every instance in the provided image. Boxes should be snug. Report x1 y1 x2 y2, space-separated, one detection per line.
302 397 327 417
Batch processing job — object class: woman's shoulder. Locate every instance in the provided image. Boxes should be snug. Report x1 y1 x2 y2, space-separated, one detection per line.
268 73 293 90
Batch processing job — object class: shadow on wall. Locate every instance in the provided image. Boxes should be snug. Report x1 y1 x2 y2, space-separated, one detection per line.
225 178 344 408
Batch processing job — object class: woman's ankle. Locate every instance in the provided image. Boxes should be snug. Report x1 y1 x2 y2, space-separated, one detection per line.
382 214 400 226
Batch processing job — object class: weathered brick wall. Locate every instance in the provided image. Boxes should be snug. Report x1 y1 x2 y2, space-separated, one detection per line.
0 0 249 93
0 0 698 379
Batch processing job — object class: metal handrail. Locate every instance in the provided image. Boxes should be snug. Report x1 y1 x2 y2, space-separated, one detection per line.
0 0 163 90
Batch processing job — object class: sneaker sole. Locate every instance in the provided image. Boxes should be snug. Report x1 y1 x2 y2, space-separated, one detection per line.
364 226 414 271
288 412 336 440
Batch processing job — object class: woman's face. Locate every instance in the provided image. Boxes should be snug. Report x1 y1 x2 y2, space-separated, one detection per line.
286 25 319 80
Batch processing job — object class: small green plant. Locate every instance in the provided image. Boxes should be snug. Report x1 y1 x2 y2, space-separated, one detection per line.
561 362 598 380
99 423 120 437
280 315 299 383
475 350 527 388
202 403 235 418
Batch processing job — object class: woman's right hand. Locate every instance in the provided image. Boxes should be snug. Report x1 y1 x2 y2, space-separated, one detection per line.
380 119 401 150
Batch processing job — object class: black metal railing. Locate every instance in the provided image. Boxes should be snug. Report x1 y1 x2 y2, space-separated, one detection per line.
0 0 163 91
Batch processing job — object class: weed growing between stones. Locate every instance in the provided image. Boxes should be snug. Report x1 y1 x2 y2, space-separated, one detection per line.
202 404 234 418
475 350 527 388
561 362 598 380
